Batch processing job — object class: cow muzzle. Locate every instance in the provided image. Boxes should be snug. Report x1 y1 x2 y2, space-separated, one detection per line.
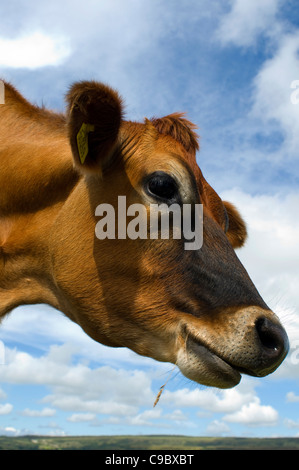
176 307 289 389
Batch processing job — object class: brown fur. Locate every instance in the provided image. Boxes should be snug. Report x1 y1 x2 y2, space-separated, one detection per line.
0 80 288 389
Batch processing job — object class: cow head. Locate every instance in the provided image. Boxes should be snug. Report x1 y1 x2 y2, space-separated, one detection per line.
50 81 288 389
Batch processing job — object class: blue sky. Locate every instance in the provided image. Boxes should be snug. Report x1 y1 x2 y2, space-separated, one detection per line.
0 0 299 438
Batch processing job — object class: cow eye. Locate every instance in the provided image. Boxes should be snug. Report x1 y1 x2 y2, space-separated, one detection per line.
145 172 179 202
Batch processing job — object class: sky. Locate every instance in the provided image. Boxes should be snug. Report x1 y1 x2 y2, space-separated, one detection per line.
0 0 299 439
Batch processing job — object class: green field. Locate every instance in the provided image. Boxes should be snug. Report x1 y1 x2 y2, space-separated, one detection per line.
0 435 298 450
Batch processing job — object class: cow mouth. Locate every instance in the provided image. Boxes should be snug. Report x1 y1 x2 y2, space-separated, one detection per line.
176 309 289 389
184 332 277 388
183 334 244 388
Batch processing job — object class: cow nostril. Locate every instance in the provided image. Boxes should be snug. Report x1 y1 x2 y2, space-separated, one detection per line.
255 317 287 355
256 318 277 350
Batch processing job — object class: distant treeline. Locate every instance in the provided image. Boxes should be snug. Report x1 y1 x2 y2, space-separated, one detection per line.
0 435 298 450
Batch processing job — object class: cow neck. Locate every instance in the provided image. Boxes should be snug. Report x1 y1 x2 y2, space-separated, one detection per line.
0 86 80 315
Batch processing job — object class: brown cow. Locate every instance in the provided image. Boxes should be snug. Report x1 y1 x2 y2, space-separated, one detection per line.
0 80 288 389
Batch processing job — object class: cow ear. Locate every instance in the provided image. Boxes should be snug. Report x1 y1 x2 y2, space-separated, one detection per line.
66 81 123 174
223 201 248 248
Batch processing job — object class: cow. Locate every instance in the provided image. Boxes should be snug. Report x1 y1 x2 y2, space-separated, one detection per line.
0 80 288 389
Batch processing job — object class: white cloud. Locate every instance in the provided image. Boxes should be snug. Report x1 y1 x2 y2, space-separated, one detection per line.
1 339 284 432
0 403 13 415
286 391 299 403
43 395 137 417
164 409 188 424
67 413 96 423
250 32 299 157
0 344 155 419
223 400 278 426
0 426 20 436
163 380 260 414
21 407 56 417
130 408 162 426
216 0 281 47
163 380 281 428
284 418 299 429
206 420 230 436
0 31 71 69
104 407 190 429
216 1 299 165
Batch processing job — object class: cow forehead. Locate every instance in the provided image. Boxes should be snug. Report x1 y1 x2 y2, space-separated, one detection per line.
117 119 227 229
119 120 202 186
